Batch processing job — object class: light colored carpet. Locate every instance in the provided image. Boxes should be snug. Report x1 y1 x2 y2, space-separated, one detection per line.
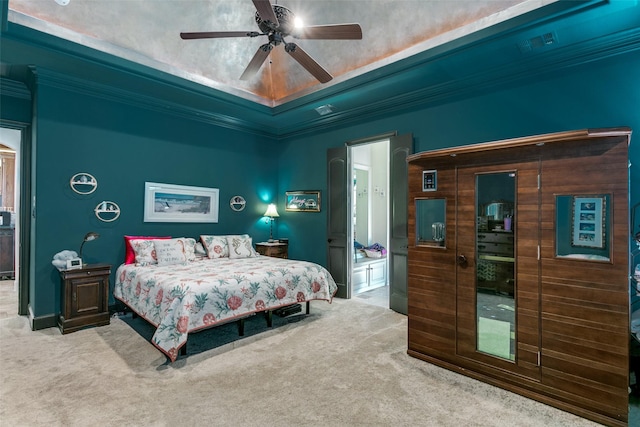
0 297 600 427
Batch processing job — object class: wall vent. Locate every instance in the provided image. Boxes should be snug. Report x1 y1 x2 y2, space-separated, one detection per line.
517 32 557 53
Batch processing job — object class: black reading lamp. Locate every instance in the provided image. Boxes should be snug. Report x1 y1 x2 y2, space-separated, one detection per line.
79 231 100 261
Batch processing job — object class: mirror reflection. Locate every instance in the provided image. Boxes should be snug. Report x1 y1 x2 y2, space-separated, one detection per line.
555 194 610 261
416 198 446 247
476 172 516 361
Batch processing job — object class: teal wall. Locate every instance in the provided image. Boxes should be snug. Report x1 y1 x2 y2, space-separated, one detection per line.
279 50 640 264
1 33 638 324
29 82 279 318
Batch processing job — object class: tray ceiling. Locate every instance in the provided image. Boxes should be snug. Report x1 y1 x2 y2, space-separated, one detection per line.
7 0 549 106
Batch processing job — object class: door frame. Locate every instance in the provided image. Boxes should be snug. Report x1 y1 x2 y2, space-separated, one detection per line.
0 120 32 316
327 130 411 315
348 139 390 299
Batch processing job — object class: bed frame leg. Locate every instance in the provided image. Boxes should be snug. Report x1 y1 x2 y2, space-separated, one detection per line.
306 301 310 314
237 318 245 336
265 310 273 327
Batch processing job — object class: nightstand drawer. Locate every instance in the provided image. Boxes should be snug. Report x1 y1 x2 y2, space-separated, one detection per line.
255 242 288 259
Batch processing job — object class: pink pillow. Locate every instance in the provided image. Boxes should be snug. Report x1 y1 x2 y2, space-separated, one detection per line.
124 235 170 264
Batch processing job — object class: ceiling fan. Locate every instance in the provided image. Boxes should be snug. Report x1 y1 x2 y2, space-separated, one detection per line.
180 0 362 83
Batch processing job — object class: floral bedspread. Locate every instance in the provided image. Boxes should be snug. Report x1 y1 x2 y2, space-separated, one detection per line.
114 256 337 361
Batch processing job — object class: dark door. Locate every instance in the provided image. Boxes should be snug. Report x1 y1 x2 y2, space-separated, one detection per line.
326 146 349 298
388 133 413 314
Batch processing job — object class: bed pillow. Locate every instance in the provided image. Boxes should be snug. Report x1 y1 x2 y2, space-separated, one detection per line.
194 241 207 258
155 239 189 266
124 235 170 264
227 235 258 259
130 239 161 266
177 237 197 262
200 235 230 259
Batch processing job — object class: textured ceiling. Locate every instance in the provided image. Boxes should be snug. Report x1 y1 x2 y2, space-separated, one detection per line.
7 0 549 106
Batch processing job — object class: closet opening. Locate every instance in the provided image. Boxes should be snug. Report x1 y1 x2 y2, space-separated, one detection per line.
349 139 389 308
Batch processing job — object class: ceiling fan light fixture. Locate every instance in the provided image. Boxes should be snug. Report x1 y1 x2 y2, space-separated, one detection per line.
180 0 361 83
315 104 335 116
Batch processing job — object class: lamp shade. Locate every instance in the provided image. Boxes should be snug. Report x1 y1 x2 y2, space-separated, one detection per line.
264 204 279 218
83 231 100 242
79 231 100 260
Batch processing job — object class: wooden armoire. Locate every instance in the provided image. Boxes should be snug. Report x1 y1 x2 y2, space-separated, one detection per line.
407 128 631 426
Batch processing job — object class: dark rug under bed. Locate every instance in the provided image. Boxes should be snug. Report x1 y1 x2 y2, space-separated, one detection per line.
116 306 314 362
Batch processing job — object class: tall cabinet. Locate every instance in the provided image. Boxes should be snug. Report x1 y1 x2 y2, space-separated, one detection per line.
407 128 630 427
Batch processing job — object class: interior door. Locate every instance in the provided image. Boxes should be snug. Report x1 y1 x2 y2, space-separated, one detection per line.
327 146 349 298
388 133 413 314
456 161 541 380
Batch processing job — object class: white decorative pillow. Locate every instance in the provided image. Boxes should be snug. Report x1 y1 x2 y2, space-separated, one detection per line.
155 239 188 266
177 237 197 262
130 239 159 266
227 235 258 259
200 235 229 259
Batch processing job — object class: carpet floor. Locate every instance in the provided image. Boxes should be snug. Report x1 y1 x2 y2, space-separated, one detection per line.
0 296 606 426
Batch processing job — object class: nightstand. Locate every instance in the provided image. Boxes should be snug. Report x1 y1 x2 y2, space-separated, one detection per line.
58 263 111 334
255 242 288 259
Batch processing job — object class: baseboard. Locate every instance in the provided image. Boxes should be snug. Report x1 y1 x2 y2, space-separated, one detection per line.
28 304 58 330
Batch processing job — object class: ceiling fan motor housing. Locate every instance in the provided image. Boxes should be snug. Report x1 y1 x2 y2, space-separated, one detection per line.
256 5 296 36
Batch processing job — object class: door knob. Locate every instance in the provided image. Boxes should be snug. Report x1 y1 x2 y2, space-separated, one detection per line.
456 254 468 267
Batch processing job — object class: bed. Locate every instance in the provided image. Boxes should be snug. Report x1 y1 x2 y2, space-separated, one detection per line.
114 235 337 361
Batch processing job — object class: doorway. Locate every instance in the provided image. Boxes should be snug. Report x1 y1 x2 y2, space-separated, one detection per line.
0 127 21 318
350 140 390 307
326 132 412 314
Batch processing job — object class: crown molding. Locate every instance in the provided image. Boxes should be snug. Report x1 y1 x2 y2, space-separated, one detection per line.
32 68 278 138
0 77 31 100
273 26 640 139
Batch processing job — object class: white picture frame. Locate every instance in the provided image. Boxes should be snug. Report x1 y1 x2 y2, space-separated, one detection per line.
571 195 605 248
144 182 219 223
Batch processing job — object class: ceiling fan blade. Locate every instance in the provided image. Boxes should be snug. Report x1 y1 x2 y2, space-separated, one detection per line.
180 31 260 40
240 44 273 80
294 24 362 40
284 43 332 83
252 0 279 26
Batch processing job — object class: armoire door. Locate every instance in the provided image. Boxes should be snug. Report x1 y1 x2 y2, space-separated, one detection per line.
455 160 541 381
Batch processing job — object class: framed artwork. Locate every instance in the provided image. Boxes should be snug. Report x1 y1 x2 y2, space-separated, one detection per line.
571 195 605 248
285 191 321 212
144 182 219 223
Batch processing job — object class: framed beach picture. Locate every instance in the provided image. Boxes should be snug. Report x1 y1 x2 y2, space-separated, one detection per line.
144 182 219 223
571 195 605 248
285 191 321 212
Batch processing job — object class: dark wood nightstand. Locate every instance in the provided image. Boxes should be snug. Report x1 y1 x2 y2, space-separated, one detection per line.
58 263 111 334
255 242 288 259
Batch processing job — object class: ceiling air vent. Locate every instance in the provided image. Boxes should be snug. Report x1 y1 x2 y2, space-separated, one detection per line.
314 104 335 116
517 32 557 53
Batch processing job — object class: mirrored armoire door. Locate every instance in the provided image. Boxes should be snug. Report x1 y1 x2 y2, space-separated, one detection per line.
455 161 541 380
